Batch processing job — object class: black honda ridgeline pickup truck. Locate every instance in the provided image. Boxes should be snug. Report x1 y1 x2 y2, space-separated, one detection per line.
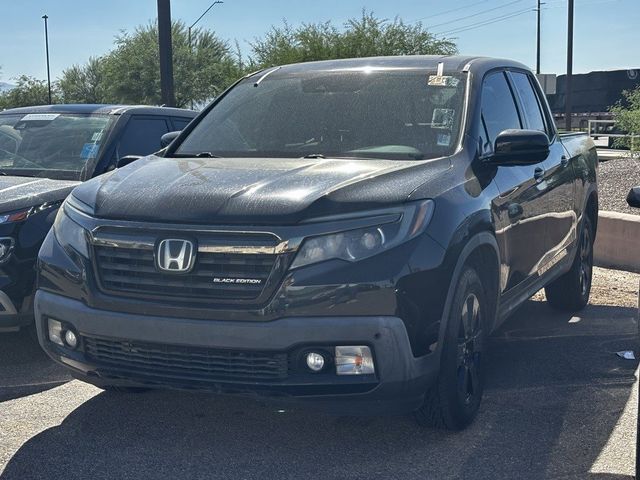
36 56 598 430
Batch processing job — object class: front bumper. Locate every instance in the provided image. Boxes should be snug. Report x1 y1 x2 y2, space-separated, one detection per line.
0 290 32 329
35 290 440 415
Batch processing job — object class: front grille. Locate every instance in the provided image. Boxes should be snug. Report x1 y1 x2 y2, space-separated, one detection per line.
93 245 277 302
84 336 289 383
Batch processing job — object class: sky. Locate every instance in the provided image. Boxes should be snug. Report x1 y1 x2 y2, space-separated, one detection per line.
0 0 638 84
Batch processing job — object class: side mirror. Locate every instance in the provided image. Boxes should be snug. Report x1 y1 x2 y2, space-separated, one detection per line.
160 131 181 148
627 187 640 208
486 129 550 164
116 155 141 169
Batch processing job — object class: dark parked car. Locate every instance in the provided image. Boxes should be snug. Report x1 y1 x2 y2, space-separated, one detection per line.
35 56 598 429
0 104 196 330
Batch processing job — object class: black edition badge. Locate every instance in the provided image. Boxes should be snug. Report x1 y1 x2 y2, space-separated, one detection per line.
213 277 263 285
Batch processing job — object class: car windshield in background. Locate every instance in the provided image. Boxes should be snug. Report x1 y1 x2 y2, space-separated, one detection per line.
176 69 467 160
0 113 114 180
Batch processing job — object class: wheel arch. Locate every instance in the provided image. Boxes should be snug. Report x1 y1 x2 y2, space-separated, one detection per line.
436 231 501 356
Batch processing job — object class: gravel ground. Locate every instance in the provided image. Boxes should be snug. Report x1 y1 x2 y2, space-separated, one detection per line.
598 155 640 215
1 267 638 480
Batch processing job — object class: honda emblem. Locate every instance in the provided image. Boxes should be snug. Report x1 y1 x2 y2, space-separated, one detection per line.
156 239 196 273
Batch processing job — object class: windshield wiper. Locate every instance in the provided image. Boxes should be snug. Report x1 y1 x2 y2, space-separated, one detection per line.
170 152 221 158
301 154 326 159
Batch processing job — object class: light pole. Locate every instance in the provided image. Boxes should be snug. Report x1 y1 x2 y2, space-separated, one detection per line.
188 1 223 109
536 0 545 75
188 1 223 50
157 0 175 107
565 0 574 132
42 14 52 104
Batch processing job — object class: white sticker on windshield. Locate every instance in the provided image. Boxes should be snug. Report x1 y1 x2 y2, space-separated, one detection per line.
20 113 60 121
428 76 460 87
437 133 451 147
432 109 455 129
91 131 103 142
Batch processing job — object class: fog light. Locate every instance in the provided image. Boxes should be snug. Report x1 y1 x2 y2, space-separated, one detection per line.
335 346 375 375
306 352 325 372
48 319 64 346
64 329 78 349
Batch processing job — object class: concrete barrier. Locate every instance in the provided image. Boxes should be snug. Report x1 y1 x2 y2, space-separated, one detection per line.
594 210 640 273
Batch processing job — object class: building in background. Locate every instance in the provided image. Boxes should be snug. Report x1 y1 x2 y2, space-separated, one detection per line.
546 69 640 131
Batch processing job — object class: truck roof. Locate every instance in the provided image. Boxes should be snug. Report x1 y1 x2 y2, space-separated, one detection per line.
256 55 531 77
0 104 197 117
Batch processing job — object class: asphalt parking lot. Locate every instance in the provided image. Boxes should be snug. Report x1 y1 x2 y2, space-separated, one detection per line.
1 268 638 480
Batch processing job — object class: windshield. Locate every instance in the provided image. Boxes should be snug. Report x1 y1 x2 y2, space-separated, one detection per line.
0 113 114 180
176 69 467 160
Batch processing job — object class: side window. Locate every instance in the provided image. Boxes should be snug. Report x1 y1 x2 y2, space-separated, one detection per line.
480 72 522 153
509 72 547 134
117 116 170 158
171 117 193 131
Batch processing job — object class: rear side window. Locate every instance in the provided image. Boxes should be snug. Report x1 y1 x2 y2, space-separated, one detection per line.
510 72 547 134
480 72 522 152
117 116 169 158
171 117 193 131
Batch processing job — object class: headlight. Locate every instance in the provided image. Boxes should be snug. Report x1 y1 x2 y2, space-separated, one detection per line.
52 203 89 258
290 200 434 269
0 208 31 224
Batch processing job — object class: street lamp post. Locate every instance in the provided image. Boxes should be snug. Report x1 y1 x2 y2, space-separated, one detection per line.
565 0 575 132
157 0 175 107
188 1 223 50
42 14 52 105
187 1 223 109
535 0 545 75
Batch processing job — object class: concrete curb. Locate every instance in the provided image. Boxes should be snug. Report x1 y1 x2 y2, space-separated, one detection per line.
594 210 640 273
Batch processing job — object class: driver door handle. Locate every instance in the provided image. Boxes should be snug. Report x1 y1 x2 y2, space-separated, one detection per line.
560 155 569 167
534 167 545 182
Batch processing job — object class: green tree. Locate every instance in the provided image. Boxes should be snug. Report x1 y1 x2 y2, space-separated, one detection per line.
251 11 457 68
0 75 58 109
58 57 107 104
99 21 239 108
611 86 640 155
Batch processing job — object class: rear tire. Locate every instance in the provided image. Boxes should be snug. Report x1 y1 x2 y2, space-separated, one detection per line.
415 267 487 430
545 216 594 312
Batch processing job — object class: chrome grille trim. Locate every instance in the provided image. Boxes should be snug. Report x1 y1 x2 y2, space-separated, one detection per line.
91 231 302 254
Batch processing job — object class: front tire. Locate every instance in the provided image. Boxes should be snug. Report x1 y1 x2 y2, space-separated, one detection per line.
545 216 594 312
415 267 487 430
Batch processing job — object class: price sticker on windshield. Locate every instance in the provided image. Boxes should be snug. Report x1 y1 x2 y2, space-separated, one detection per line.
428 76 460 87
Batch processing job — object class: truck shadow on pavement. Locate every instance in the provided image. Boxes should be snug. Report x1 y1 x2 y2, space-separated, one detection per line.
1 299 638 480
0 329 71 402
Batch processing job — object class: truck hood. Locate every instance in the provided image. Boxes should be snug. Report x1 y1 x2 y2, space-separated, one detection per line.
0 176 80 214
71 155 451 225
